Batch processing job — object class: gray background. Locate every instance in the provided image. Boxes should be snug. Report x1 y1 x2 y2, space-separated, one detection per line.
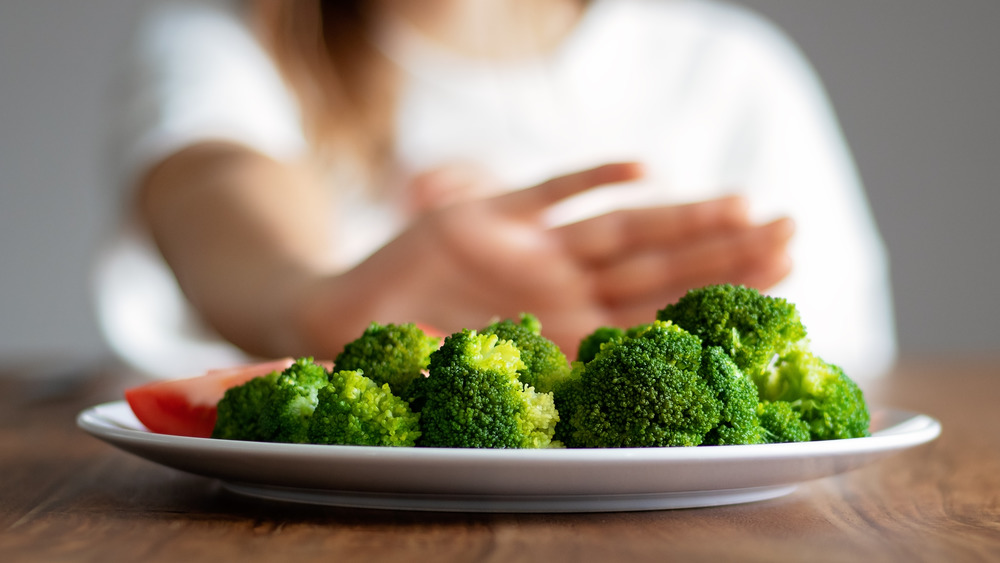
1 1 997 369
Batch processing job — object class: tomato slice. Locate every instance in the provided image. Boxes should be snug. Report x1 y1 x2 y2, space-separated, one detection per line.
124 358 297 438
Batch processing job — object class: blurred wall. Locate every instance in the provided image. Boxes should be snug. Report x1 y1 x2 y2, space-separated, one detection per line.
1 0 997 367
741 0 1000 353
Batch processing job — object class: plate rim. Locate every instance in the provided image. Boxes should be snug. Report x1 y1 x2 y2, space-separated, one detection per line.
77 400 941 461
76 401 941 512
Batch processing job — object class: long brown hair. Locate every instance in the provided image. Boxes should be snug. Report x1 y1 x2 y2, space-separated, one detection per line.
250 0 397 185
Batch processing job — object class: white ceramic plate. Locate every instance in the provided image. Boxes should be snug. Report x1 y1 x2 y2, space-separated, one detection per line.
77 401 939 513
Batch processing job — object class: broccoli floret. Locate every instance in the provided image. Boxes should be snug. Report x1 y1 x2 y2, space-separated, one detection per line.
566 321 722 448
419 330 559 448
212 357 329 443
576 326 626 364
757 400 811 443
656 284 807 386
307 369 421 446
762 347 871 440
699 346 765 445
212 370 282 441
550 361 586 447
625 323 657 338
657 284 870 441
481 313 571 392
334 322 440 403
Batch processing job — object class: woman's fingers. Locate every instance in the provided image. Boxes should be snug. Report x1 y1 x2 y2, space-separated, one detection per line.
406 162 501 215
590 217 795 306
553 195 752 264
494 162 644 215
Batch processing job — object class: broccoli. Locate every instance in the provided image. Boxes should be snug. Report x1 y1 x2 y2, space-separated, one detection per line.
213 357 329 443
658 284 869 441
212 370 282 441
333 322 440 403
761 347 870 440
656 284 807 387
481 313 571 393
419 329 559 448
565 321 722 448
307 369 421 446
699 346 765 445
576 326 625 364
550 361 586 447
757 400 811 443
210 285 869 449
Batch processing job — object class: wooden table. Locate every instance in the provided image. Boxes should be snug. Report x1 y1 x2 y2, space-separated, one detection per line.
1 357 998 562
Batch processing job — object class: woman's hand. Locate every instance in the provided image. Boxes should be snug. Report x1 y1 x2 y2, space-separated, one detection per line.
299 162 794 358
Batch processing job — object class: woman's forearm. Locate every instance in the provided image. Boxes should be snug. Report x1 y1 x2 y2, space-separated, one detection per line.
138 142 378 359
139 150 794 362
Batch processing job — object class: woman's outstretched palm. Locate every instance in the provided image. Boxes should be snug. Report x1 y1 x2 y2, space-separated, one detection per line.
344 162 793 357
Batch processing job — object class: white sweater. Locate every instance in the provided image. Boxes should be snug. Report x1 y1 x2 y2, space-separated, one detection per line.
95 0 896 379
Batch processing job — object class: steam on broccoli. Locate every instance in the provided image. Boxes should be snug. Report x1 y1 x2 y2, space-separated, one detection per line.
333 322 440 403
418 329 559 448
564 321 722 448
307 369 421 446
481 313 571 393
213 357 329 443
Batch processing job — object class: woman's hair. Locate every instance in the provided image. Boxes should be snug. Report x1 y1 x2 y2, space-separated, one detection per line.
250 0 397 183
251 0 589 187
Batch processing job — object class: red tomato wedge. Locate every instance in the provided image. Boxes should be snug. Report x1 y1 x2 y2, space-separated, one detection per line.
124 358 299 438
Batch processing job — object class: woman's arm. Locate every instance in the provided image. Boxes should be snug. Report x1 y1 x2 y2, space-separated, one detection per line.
140 145 794 360
138 142 341 358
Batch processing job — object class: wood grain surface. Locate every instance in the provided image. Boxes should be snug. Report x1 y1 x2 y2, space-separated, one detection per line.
0 357 997 562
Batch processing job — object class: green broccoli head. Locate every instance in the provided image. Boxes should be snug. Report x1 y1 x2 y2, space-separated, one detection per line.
419 329 558 448
481 313 571 393
307 369 421 446
656 284 807 386
568 321 722 448
625 323 657 338
699 346 765 445
757 400 811 443
212 370 282 441
333 322 440 402
576 326 626 364
550 361 586 447
212 357 330 443
763 347 871 440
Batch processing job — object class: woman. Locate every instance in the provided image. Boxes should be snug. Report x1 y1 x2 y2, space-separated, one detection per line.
96 0 895 378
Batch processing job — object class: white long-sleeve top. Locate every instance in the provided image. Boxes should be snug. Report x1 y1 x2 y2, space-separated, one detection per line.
95 0 897 379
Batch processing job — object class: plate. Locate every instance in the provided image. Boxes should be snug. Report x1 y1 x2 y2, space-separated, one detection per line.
77 402 940 513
